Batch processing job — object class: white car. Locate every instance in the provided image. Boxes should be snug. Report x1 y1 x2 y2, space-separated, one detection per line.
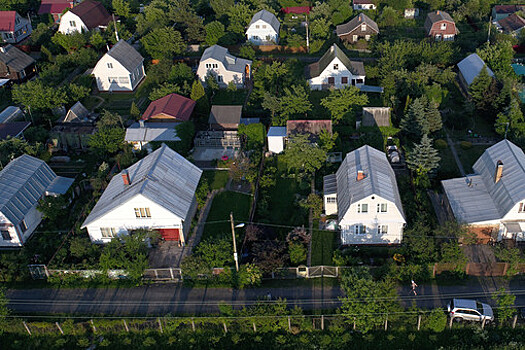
447 298 494 322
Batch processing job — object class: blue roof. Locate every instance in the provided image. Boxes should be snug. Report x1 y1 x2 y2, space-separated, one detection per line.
457 53 494 86
267 126 286 137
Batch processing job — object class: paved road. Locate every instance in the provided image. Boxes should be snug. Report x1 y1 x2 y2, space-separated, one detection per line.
6 277 525 316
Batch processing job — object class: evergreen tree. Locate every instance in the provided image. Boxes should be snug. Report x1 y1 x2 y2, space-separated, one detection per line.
130 102 141 120
425 99 442 133
400 98 426 138
495 97 525 138
406 134 441 176
469 66 498 115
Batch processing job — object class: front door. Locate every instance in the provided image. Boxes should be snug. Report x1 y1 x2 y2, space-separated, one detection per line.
158 228 180 241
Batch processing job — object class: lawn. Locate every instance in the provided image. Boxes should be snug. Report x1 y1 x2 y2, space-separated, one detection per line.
202 170 229 190
437 146 461 180
202 191 252 241
310 227 339 266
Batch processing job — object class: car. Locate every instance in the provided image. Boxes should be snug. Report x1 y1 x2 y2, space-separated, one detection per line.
447 298 494 323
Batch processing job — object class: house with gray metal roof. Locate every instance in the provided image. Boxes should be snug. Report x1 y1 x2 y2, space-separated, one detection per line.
324 145 405 245
0 44 36 83
307 44 366 90
125 121 181 151
246 10 280 45
442 140 525 242
92 39 145 92
457 53 495 92
0 154 73 247
81 144 202 244
197 45 252 88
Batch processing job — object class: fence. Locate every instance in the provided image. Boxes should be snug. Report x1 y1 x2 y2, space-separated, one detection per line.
433 262 525 277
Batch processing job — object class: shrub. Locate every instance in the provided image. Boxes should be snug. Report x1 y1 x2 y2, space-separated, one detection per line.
434 139 448 149
460 141 472 150
289 243 307 265
424 308 447 332
238 263 262 288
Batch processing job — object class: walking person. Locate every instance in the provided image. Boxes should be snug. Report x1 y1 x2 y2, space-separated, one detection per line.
411 280 418 296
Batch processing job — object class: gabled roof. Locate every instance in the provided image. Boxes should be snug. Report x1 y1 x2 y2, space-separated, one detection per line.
457 53 494 86
81 144 202 227
0 44 35 72
493 5 523 14
70 0 112 29
104 39 144 72
38 0 73 15
426 10 455 24
248 10 280 33
125 122 180 143
0 106 23 124
286 120 332 136
306 44 365 79
335 145 405 221
200 45 252 74
142 93 196 122
208 105 242 125
498 13 525 33
0 11 16 31
267 126 286 137
61 101 90 123
0 121 30 140
0 155 60 225
336 13 379 36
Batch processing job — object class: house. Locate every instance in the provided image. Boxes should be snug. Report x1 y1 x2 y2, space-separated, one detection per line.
356 107 390 129
324 145 405 245
208 105 242 130
306 44 365 90
196 45 252 88
0 11 32 44
38 0 75 23
58 0 112 34
442 140 525 242
0 121 30 140
0 45 36 84
92 39 145 92
246 10 280 45
336 13 379 44
50 102 95 151
353 0 376 10
281 7 311 14
125 121 180 151
0 154 73 247
81 144 202 244
424 10 458 41
141 93 196 123
0 106 24 123
266 120 332 154
404 8 419 19
457 53 495 92
492 5 525 22
267 126 287 154
496 13 525 36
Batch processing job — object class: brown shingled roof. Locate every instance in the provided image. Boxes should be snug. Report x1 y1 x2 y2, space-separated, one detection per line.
286 120 332 136
70 0 112 29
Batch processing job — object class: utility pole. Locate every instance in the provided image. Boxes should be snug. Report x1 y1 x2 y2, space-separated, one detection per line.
113 14 119 42
230 212 239 272
487 16 492 42
305 14 309 53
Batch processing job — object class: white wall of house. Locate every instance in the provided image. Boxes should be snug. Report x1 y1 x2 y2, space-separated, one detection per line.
246 19 278 45
268 135 285 153
58 11 87 34
84 194 187 244
93 54 145 92
0 206 42 247
323 193 338 216
498 201 525 241
353 3 376 10
309 57 365 90
197 58 247 88
339 195 405 245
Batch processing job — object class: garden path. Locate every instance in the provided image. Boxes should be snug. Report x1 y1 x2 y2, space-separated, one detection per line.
445 131 466 177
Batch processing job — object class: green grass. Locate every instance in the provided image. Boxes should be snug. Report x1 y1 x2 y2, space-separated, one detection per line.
212 90 247 105
437 146 461 180
203 191 252 241
455 145 488 174
202 170 229 190
310 228 339 266
81 95 102 111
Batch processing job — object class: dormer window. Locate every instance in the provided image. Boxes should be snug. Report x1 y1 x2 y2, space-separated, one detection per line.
333 64 339 70
262 25 266 28
361 24 366 31
441 23 447 30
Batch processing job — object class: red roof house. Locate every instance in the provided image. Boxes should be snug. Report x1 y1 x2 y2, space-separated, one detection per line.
281 6 311 14
0 11 32 43
141 93 196 122
38 0 74 23
0 11 16 31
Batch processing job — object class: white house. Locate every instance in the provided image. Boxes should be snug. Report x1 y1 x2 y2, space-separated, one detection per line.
353 0 376 10
306 44 365 90
0 155 73 247
267 126 286 154
246 10 280 45
442 140 525 242
196 45 252 88
324 145 406 245
92 39 145 92
81 144 202 244
57 0 112 34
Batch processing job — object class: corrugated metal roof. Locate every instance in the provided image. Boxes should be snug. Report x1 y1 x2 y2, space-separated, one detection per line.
457 53 494 86
82 144 202 227
0 106 23 124
0 154 59 225
335 145 405 221
200 45 252 74
323 174 337 195
267 126 286 137
0 44 35 72
248 10 280 33
107 40 144 73
125 122 180 142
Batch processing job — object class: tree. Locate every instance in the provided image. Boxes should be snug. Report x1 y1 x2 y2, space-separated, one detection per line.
402 220 437 263
321 86 369 123
300 194 324 220
238 45 256 60
440 241 467 273
130 102 141 120
229 154 257 184
149 83 182 101
319 129 338 152
0 138 41 167
89 31 106 51
379 6 400 27
205 21 225 46
210 0 234 18
238 123 265 152
88 128 125 156
469 66 498 115
37 196 68 225
0 287 9 333
66 83 90 103
96 110 124 129
140 27 186 59
310 17 331 40
173 121 195 156
12 80 68 110
495 97 525 139
493 287 516 323
278 85 312 124
237 263 262 288
195 239 233 268
424 308 447 332
282 134 327 178
262 92 282 124
112 0 130 17
227 2 253 35
105 21 132 44
289 242 307 265
401 97 442 139
51 32 87 53
169 63 194 85
190 80 206 102
406 134 441 176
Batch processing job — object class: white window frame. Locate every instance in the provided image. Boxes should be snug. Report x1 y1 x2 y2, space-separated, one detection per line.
377 203 387 213
354 225 366 234
378 225 388 234
101 227 117 238
361 24 366 31
357 203 368 213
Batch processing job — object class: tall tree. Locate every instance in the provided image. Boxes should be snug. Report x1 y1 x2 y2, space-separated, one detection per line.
406 134 441 176
282 134 327 178
469 66 498 115
495 97 525 139
205 21 225 46
227 2 253 35
51 32 87 53
210 0 234 18
112 0 130 17
140 27 186 59
320 86 369 123
278 85 312 124
12 80 68 111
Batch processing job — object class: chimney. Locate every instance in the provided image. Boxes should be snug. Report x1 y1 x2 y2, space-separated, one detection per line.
0 46 5 54
494 160 503 183
122 169 131 185
436 10 440 15
357 170 366 181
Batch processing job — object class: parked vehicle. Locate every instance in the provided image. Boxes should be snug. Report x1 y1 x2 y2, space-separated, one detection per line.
447 299 494 322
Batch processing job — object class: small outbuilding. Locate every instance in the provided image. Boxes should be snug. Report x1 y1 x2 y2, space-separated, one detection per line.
457 53 494 92
208 105 242 130
267 126 286 154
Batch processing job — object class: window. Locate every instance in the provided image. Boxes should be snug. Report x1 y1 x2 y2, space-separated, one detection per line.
341 77 348 84
100 227 117 238
378 225 388 234
357 203 368 213
354 225 366 234
333 64 339 70
70 20 76 27
252 35 260 40
520 203 525 213
377 203 387 213
1 230 11 241
327 197 336 203
352 35 358 42
217 75 223 82
256 25 260 29
134 208 151 218
365 35 370 41
361 24 367 31
107 63 113 69
441 23 447 30
262 25 266 28
328 77 335 85
20 220 27 233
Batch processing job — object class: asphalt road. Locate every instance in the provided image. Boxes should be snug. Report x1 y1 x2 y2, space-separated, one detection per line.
6 277 525 316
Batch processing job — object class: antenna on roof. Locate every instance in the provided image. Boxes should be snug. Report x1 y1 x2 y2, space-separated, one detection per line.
113 14 119 42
